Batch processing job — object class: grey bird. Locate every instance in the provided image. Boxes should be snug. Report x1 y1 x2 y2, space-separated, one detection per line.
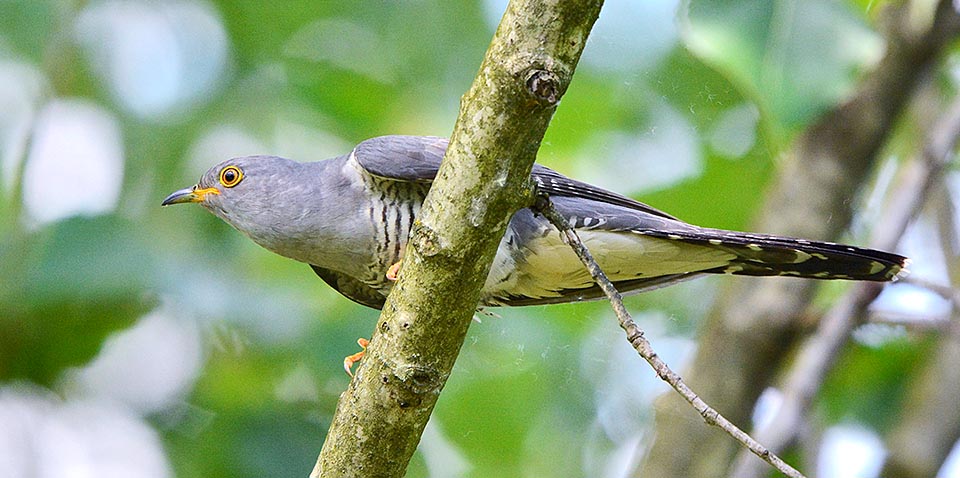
162 135 908 310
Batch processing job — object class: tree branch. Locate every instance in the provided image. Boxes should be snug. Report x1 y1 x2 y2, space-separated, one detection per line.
533 195 806 478
881 185 960 478
882 314 960 477
902 275 960 309
640 2 960 476
311 1 603 477
730 91 960 478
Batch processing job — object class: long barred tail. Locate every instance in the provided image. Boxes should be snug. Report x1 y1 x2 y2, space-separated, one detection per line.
641 228 909 282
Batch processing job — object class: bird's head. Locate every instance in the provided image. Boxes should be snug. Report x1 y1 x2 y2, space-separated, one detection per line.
161 155 309 236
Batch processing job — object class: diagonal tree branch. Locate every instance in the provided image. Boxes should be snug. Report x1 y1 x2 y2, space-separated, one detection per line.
730 92 960 478
903 275 960 309
640 2 960 476
880 184 960 478
311 1 603 477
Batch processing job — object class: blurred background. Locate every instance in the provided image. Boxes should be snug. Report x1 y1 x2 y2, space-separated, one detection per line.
1 0 958 477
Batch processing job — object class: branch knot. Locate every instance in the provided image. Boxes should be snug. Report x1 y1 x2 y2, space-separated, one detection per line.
525 69 562 105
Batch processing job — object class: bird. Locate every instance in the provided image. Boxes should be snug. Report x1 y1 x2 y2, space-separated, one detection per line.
163 135 907 372
163 135 907 310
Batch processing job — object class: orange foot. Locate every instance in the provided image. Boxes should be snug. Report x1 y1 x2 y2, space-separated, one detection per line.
343 338 369 377
386 260 402 281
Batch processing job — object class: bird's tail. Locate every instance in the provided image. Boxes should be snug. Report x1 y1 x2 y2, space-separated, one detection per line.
643 228 909 282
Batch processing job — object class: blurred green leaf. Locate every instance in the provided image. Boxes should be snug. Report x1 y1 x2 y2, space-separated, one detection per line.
819 335 929 431
680 0 882 140
0 215 158 384
0 0 57 60
0 1 929 477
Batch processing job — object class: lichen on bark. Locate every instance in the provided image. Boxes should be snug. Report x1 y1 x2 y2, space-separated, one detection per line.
311 1 604 477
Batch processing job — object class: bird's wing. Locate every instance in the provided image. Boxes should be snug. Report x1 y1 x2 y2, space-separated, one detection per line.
349 136 907 308
352 135 449 183
352 135 678 220
310 265 386 310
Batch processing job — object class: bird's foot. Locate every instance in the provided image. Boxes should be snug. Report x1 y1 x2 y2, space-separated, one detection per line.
386 260 403 281
343 338 369 377
475 307 501 322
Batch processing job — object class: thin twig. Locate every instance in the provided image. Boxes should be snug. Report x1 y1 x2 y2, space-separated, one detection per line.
867 310 953 331
533 194 807 478
902 276 960 308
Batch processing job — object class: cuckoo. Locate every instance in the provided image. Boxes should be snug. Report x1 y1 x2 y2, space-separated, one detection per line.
162 135 907 369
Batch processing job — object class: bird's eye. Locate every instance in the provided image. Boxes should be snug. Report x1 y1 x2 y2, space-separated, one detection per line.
219 166 243 188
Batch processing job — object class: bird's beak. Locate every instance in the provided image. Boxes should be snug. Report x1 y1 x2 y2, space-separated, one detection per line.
161 186 220 206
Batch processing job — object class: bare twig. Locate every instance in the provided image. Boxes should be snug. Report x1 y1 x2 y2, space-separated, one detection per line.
881 187 960 478
730 93 960 477
644 3 960 474
902 275 960 308
867 311 952 332
533 194 807 478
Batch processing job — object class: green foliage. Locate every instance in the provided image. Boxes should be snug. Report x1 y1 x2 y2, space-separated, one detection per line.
0 1 914 477
819 332 930 432
0 216 157 384
682 0 882 141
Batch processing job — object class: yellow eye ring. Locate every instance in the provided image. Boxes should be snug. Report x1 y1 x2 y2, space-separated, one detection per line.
219 165 243 188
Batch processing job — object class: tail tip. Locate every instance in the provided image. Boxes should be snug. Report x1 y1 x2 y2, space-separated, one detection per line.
889 257 911 282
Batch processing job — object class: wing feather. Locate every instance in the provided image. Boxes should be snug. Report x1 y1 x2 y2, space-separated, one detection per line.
352 135 677 219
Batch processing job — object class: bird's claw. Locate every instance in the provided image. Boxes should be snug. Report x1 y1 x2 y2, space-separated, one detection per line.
344 338 369 377
386 260 402 281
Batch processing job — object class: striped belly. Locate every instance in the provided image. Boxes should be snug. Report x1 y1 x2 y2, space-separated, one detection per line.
358 177 429 294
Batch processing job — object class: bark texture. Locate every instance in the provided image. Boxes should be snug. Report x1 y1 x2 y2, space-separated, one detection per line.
311 1 603 477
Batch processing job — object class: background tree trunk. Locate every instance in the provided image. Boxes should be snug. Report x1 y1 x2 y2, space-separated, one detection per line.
638 2 960 477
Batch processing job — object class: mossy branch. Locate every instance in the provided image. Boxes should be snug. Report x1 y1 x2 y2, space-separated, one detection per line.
311 1 603 477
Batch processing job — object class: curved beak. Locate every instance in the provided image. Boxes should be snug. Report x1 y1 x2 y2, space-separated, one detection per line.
161 186 220 206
